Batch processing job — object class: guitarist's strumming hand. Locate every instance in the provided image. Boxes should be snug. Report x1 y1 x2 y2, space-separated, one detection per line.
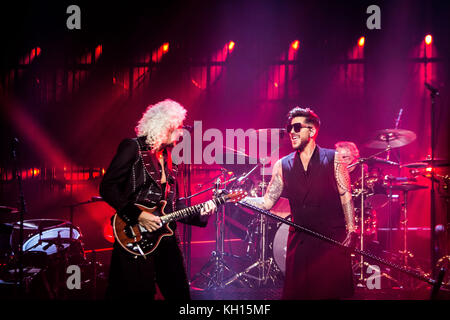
138 211 162 232
200 200 216 216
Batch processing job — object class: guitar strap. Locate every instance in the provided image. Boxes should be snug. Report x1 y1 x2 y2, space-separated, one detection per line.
140 148 172 200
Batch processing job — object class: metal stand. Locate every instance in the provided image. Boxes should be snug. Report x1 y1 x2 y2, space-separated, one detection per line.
426 83 439 277
11 138 26 297
348 146 391 286
189 177 243 290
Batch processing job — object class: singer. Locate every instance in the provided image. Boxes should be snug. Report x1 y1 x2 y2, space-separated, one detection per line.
244 107 356 299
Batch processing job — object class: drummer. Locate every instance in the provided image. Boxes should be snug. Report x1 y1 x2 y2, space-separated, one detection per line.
335 141 365 184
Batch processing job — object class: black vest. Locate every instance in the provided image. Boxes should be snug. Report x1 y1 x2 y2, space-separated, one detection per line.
281 145 346 238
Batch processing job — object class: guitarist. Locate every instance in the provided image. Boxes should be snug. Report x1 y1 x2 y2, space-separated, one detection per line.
100 99 216 300
244 107 357 299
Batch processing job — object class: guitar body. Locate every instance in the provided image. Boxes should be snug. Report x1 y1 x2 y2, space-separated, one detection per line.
111 190 246 257
112 200 173 257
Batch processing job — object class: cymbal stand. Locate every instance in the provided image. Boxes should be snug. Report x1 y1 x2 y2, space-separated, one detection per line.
426 83 439 277
399 189 415 288
348 146 391 286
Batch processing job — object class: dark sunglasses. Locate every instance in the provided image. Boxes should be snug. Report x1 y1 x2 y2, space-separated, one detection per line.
286 123 312 133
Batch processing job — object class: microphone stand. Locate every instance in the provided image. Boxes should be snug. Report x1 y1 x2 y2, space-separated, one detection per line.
11 138 26 297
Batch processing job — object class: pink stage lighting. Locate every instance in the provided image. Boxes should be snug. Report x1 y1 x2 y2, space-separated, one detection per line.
358 36 365 47
228 41 235 51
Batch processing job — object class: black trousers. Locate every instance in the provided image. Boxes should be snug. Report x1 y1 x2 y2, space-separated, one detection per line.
106 235 191 300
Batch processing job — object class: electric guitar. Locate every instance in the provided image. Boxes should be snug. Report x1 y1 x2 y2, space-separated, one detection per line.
113 190 246 257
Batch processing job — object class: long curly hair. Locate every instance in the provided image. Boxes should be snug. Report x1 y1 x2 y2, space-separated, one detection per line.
135 99 187 151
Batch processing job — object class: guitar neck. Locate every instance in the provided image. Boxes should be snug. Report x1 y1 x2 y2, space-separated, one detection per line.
160 196 227 225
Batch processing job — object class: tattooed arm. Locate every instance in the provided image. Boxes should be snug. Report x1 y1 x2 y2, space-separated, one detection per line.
334 151 356 233
243 159 284 211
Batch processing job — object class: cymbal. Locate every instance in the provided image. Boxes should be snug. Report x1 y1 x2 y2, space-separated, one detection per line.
365 129 416 149
418 159 449 167
11 219 67 230
402 159 449 168
401 162 429 169
0 206 19 214
389 183 428 192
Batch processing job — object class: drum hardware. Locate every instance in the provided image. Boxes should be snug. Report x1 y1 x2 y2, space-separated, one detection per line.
388 183 428 288
425 82 440 277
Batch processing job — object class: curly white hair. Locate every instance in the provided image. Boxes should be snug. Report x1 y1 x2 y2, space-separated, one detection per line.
135 99 187 151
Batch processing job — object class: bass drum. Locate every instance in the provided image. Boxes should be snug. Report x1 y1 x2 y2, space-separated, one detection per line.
272 216 291 274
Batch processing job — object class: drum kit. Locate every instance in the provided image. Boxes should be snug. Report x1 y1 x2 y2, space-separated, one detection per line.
348 128 449 289
0 201 104 299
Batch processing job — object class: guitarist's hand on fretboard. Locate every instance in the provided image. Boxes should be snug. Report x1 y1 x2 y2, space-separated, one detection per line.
199 199 217 216
138 211 162 232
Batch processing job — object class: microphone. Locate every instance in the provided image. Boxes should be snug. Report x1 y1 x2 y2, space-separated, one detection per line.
425 82 439 96
237 163 260 184
91 196 104 202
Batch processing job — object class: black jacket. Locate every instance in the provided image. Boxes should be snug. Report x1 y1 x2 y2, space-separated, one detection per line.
100 137 208 228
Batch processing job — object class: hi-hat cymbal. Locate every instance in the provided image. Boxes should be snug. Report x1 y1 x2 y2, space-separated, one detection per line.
365 129 416 149
0 206 19 214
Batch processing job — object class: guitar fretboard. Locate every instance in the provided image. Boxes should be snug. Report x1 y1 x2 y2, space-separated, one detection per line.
160 196 227 225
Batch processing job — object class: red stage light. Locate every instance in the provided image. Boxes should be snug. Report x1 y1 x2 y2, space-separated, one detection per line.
95 44 102 60
163 43 169 53
228 41 235 51
291 40 300 51
36 47 41 56
425 34 432 45
358 37 365 47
